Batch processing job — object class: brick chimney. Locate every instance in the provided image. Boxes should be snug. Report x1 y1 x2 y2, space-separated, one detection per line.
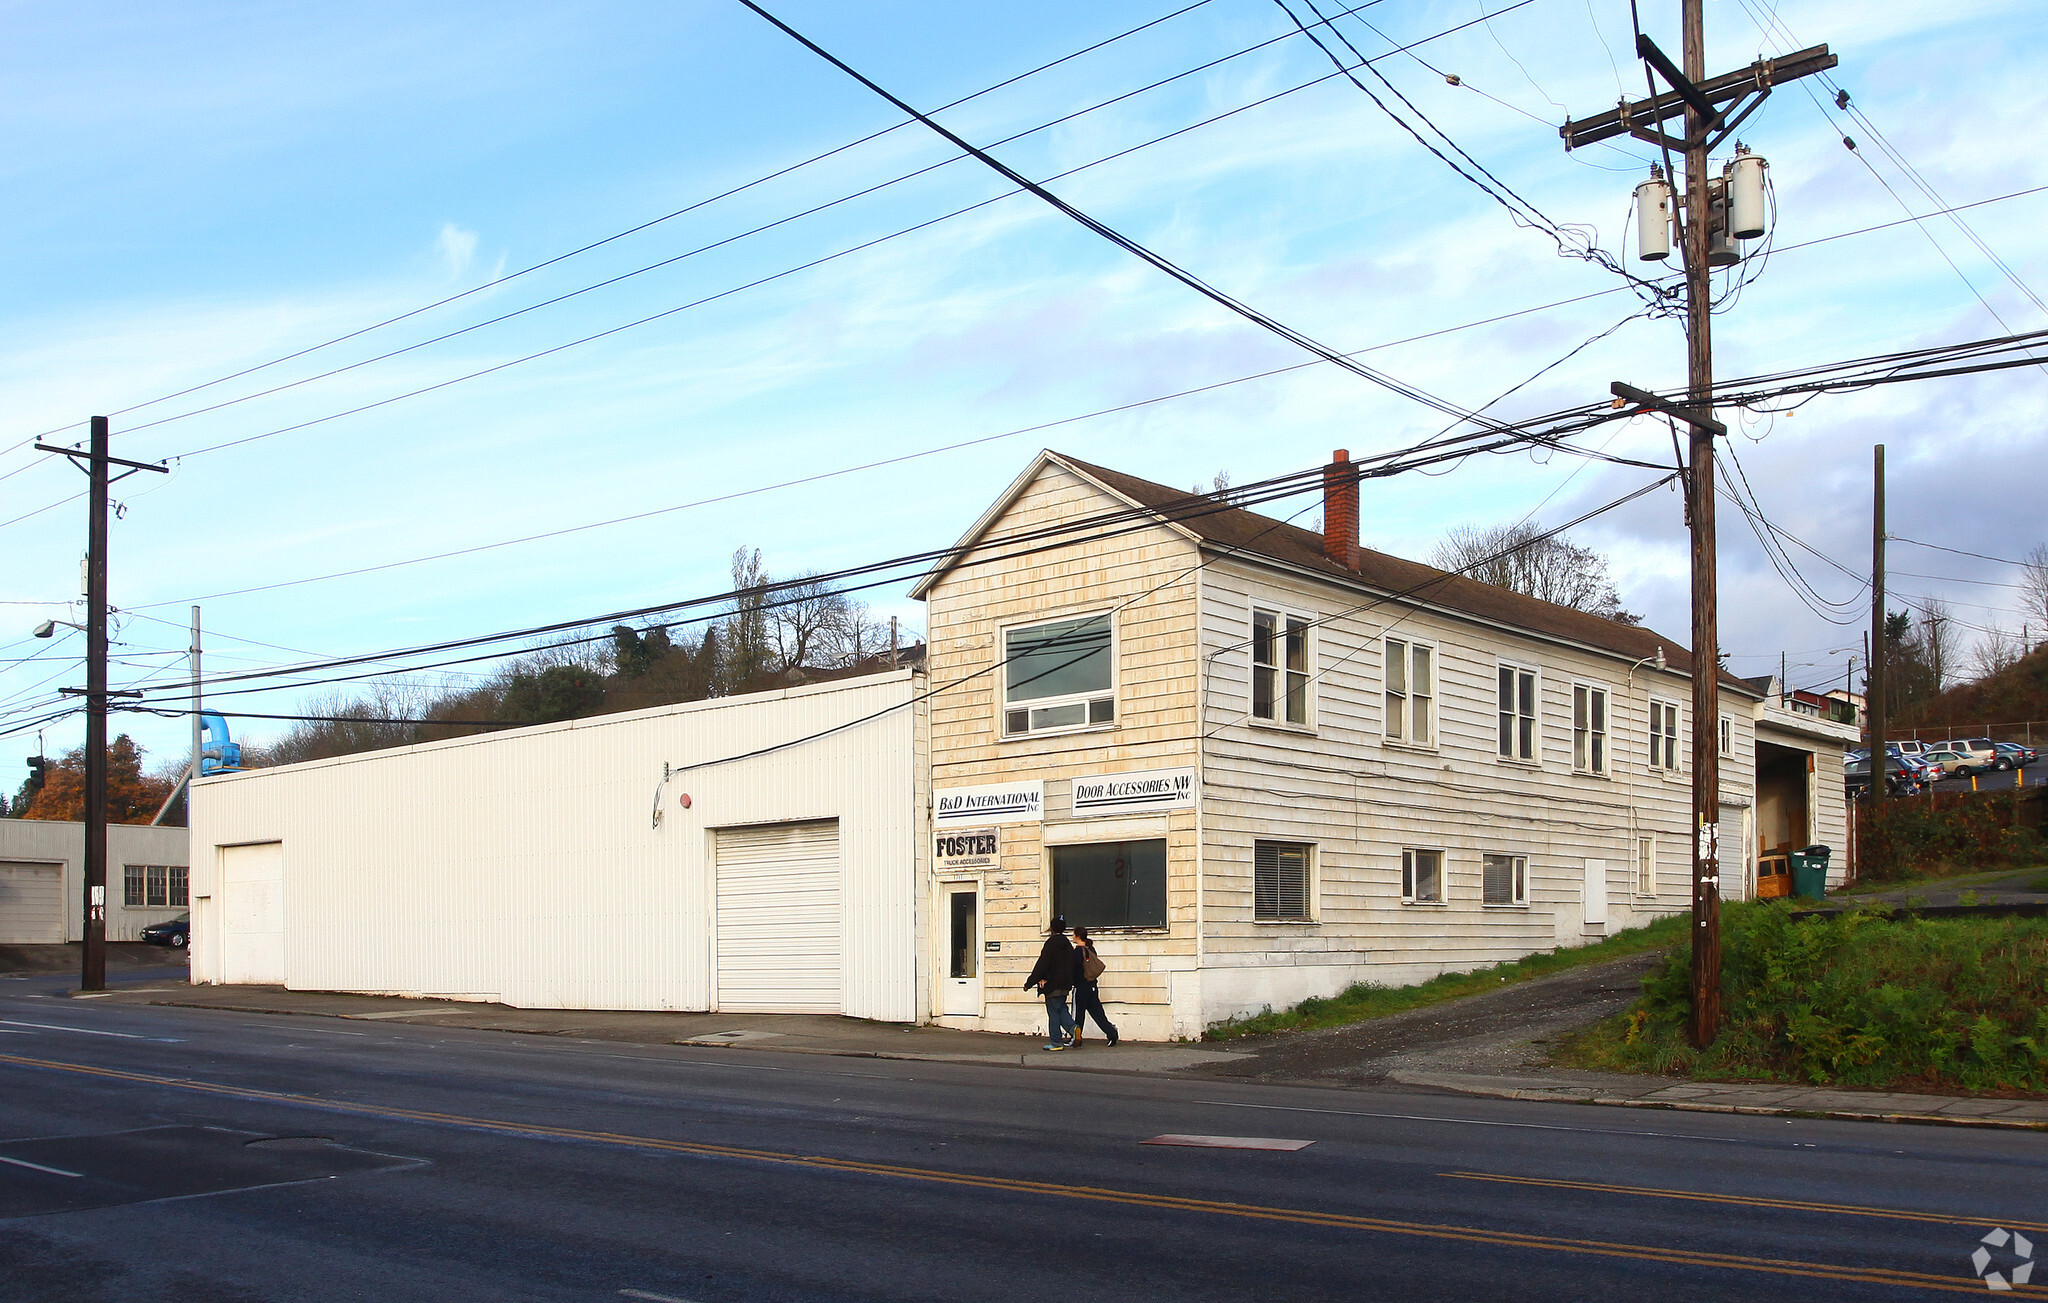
1322 449 1360 571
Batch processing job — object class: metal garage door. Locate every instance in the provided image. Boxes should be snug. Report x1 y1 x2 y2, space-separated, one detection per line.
221 842 285 985
714 820 841 1014
0 861 65 944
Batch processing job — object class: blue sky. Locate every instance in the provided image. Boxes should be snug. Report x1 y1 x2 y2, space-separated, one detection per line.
4 0 2045 788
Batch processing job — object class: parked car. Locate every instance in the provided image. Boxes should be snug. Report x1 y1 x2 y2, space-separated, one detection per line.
1891 740 1926 757
1845 757 1922 797
1944 738 1999 768
1920 748 1977 778
1993 742 2038 769
139 915 188 948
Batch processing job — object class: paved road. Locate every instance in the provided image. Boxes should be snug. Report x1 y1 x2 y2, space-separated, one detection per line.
3 966 2043 1301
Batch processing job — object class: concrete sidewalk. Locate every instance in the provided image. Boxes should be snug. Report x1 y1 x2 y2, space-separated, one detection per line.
78 982 1247 1073
74 982 2048 1130
1386 1067 2048 1130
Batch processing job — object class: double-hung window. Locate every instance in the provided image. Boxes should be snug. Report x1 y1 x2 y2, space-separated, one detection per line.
1649 700 1681 771
1482 853 1527 906
1003 613 1112 736
1383 638 1435 745
1636 837 1657 895
1401 848 1443 904
1573 684 1609 775
1497 664 1537 761
1719 716 1734 756
1251 609 1311 726
1254 841 1312 920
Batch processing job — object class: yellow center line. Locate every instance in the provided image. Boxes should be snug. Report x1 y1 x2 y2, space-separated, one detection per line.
0 1052 2014 1296
1445 1170 2048 1236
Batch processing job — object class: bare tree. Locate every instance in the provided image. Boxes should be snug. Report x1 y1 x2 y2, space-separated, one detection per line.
767 573 855 673
1917 597 1960 693
1433 521 1640 622
2022 543 2048 643
1970 622 2023 680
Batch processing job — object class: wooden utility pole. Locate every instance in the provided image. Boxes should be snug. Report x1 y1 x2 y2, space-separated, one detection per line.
1565 7 1835 1048
36 418 165 991
1868 445 1887 792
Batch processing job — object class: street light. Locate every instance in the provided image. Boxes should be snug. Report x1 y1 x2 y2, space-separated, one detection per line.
31 618 85 639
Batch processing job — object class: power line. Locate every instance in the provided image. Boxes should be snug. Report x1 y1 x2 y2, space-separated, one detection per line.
0 0 1230 466
738 0 1519 432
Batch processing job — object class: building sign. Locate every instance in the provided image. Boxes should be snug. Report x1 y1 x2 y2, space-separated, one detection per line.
935 827 999 871
934 781 1043 827
1071 767 1197 817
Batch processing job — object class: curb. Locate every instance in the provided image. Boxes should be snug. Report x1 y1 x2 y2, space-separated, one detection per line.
1393 1074 2048 1132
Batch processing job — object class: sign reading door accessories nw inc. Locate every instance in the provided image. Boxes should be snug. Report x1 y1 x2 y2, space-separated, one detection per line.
1072 767 1197 817
934 781 1043 827
935 827 999 871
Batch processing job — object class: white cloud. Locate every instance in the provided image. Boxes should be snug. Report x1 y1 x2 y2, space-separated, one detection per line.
436 223 479 278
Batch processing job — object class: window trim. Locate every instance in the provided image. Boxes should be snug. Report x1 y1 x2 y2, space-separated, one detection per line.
1400 847 1446 905
1572 682 1610 777
1383 637 1439 749
1497 661 1539 764
1718 715 1734 757
1249 606 1315 730
1635 836 1657 896
999 610 1116 740
1482 852 1528 907
1253 840 1315 923
1047 838 1169 933
1648 698 1682 773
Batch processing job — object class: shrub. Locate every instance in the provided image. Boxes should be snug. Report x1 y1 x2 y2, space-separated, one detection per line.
1577 901 2048 1092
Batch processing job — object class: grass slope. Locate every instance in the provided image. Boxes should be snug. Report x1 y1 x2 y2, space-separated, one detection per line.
1561 901 2048 1093
1204 914 1685 1041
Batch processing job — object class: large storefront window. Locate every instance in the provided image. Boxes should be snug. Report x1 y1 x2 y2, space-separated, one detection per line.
1051 839 1167 929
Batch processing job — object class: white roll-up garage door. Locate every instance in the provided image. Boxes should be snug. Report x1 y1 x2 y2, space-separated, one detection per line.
221 841 285 985
714 820 841 1014
0 861 65 944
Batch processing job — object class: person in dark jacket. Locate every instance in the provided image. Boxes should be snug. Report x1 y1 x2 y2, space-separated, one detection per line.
1069 925 1119 1047
1022 917 1076 1050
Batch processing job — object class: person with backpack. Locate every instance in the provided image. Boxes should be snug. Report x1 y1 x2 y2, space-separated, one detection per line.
1023 917 1076 1051
1069 925 1118 1047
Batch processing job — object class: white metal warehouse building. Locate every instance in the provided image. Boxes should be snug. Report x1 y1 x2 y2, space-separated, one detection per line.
188 672 927 1020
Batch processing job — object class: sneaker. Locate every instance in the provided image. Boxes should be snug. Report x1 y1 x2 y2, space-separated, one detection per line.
1107 1028 1119 1047
1042 1042 1069 1052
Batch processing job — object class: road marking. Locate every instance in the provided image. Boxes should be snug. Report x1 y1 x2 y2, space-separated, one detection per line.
0 1051 2000 1295
1445 1171 2048 1235
0 1154 84 1178
1193 1098 1747 1143
0 1020 146 1039
620 1291 696 1302
1143 1135 1314 1151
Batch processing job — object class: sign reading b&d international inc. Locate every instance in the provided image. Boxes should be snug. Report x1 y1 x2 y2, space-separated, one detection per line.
934 781 1044 827
1071 767 1197 817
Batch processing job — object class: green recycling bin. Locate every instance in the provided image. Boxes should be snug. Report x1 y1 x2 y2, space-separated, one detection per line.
1789 845 1832 899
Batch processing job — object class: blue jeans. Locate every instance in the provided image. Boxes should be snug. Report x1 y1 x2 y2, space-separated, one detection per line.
1043 991 1075 1045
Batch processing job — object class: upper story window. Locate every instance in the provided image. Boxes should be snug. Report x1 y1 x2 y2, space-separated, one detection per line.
1003 613 1113 737
1719 715 1734 756
1649 699 1681 771
1383 637 1435 745
1498 664 1537 761
1573 684 1609 775
1252 609 1311 726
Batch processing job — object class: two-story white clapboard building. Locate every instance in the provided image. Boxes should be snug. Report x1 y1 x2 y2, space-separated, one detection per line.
914 450 1819 1041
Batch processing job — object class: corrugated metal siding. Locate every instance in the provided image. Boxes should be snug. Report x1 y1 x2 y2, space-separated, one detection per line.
0 820 189 942
715 821 840 1012
0 861 64 943
189 673 920 1020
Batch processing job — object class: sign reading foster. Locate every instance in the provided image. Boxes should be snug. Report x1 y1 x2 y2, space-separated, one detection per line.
934 827 999 871
1071 766 1197 817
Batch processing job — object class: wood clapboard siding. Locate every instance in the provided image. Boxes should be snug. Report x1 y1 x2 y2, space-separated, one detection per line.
1194 552 1755 1015
925 464 1204 1034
